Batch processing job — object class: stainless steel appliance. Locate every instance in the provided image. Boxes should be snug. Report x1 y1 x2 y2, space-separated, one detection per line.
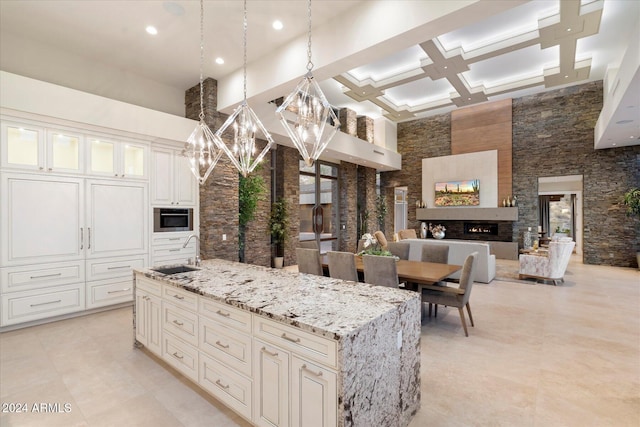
153 208 193 232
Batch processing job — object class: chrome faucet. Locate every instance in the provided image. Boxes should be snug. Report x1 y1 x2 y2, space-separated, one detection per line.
183 234 201 267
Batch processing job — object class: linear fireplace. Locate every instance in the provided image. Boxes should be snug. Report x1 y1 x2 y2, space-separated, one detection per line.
464 222 499 236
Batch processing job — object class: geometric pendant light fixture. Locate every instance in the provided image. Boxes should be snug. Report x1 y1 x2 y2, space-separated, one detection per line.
275 0 340 167
183 0 223 185
213 0 274 178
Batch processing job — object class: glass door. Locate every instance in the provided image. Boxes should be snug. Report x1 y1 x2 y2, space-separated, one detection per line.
299 161 339 254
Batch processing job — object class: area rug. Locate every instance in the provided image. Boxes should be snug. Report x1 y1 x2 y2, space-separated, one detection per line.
494 259 539 285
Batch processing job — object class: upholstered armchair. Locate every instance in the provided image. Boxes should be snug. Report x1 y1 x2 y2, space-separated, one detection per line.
519 240 575 285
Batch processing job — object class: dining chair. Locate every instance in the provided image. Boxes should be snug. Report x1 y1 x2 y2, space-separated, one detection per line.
420 243 450 316
421 244 449 264
296 247 323 276
373 230 388 250
298 240 319 250
420 252 477 336
327 251 358 282
363 255 399 288
387 242 410 260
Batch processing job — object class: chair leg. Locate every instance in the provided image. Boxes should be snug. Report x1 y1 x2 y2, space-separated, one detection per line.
434 304 438 317
466 302 474 327
458 307 469 337
428 303 432 317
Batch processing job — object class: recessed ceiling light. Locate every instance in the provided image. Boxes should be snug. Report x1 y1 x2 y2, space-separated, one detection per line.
215 57 224 65
272 20 283 30
612 143 616 146
564 75 569 78
630 136 635 139
146 26 158 35
566 28 572 32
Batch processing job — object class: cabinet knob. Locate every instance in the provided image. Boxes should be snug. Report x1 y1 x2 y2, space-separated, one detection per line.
48 168 52 171
39 167 44 170
114 173 118 177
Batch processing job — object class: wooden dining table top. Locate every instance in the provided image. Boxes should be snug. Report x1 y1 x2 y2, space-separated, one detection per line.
321 255 462 286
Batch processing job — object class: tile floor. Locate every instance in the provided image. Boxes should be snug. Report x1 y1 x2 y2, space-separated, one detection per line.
1 258 638 426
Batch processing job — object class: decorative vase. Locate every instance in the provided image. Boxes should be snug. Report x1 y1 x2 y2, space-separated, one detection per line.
433 230 445 239
420 222 427 239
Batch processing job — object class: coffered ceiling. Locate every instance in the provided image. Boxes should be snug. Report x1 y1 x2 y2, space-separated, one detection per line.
0 0 638 149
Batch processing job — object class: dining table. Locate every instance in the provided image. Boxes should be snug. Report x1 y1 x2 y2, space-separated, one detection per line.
321 254 463 292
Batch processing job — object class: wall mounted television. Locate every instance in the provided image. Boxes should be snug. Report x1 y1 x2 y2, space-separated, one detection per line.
434 179 480 206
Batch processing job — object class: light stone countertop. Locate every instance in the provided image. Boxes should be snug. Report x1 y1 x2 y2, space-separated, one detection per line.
134 258 419 341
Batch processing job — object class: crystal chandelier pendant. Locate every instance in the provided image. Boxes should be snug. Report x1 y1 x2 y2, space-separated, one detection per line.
276 71 339 167
183 118 224 185
214 101 274 177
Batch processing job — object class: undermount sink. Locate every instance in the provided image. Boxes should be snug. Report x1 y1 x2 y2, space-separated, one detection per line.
152 265 199 275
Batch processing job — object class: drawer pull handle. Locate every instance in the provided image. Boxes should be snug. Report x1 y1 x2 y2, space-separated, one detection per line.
302 364 323 377
172 294 185 300
169 249 180 252
216 310 231 318
172 320 184 326
107 265 131 270
80 227 84 250
30 299 62 307
261 347 279 357
169 238 181 241
215 379 229 390
172 352 184 360
108 288 131 294
88 228 91 250
215 340 229 349
30 273 62 279
281 333 301 343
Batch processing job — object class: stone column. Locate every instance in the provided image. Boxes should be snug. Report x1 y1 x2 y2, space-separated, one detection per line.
275 145 300 267
339 108 357 137
357 116 374 143
338 162 358 252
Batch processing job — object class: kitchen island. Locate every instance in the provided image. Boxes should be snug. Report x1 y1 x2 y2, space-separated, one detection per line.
133 258 421 427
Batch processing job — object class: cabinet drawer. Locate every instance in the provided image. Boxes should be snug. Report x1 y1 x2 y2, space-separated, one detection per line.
254 316 338 369
1 261 84 293
152 233 191 246
86 256 147 281
136 275 162 297
162 301 198 346
1 284 85 326
162 331 198 382
86 277 133 309
199 353 252 421
200 316 252 376
162 285 198 311
152 243 195 258
199 298 251 334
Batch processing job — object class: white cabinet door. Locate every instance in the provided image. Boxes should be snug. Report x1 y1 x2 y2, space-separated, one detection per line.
135 288 162 356
46 129 84 174
254 340 289 427
151 148 197 207
1 121 44 171
86 179 148 258
291 357 337 427
1 173 84 266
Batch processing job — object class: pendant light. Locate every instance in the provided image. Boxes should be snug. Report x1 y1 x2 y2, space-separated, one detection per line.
213 0 274 177
275 0 340 167
183 0 223 185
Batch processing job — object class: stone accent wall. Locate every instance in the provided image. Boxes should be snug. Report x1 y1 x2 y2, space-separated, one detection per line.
275 146 300 267
388 80 639 267
339 162 358 252
513 81 639 267
243 144 272 268
339 108 357 137
357 116 374 143
186 78 239 262
357 166 378 237
383 113 451 232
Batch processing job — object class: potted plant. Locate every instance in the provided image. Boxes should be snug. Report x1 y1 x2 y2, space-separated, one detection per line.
622 187 640 269
269 198 289 268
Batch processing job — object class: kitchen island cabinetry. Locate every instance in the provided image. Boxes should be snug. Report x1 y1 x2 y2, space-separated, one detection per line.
134 259 421 427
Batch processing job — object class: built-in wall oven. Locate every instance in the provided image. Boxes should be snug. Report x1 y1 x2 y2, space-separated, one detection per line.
153 208 193 232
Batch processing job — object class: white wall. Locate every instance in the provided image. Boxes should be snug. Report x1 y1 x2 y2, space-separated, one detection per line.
421 150 498 208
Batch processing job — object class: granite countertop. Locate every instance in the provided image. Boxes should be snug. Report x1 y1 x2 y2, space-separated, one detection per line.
134 258 419 341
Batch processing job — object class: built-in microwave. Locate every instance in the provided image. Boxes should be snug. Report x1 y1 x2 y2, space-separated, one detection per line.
153 208 193 232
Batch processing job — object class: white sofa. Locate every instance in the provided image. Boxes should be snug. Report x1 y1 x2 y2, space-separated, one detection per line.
403 239 496 283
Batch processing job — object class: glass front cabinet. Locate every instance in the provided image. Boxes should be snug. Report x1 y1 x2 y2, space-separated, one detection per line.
87 136 147 179
1 121 83 174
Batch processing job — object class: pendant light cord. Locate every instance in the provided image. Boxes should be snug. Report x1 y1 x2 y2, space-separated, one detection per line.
199 0 205 121
306 0 313 72
243 0 248 102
